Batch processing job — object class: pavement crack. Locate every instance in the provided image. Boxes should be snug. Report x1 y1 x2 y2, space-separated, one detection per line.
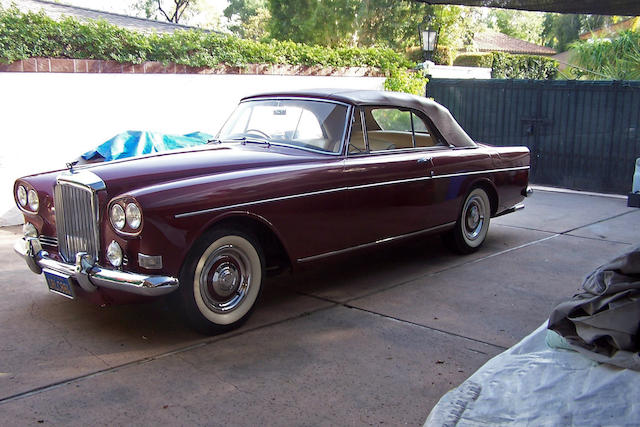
291 290 508 351
0 304 335 407
342 304 508 351
562 209 637 235
560 234 632 246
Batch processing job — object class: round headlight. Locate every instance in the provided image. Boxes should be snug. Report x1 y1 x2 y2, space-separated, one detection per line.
27 189 39 212
106 241 123 267
17 186 27 207
110 204 125 230
125 203 142 230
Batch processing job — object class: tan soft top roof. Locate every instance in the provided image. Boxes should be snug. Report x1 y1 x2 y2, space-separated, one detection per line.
242 89 476 148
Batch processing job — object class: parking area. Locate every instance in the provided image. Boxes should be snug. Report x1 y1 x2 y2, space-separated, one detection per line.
1 188 639 425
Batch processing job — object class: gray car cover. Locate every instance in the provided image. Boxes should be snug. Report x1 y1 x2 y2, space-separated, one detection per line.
548 245 640 370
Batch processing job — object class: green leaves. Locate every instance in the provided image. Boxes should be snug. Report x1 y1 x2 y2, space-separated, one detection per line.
384 68 429 96
569 30 640 80
0 7 410 73
453 53 493 68
490 52 558 80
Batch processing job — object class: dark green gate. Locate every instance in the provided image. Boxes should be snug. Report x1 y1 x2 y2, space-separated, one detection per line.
427 79 640 194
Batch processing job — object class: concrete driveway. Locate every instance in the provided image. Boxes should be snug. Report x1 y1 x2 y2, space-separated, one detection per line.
1 189 638 425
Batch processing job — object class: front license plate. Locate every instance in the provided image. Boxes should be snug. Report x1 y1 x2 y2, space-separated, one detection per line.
43 269 75 299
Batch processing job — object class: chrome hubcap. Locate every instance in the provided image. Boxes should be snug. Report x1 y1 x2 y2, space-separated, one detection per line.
212 263 240 298
199 244 251 314
464 197 485 240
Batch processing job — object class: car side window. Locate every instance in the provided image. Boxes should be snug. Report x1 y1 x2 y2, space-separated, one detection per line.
367 108 412 151
348 108 367 154
362 107 444 151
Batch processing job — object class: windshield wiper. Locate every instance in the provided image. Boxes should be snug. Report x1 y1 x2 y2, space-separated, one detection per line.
207 138 223 144
228 136 271 147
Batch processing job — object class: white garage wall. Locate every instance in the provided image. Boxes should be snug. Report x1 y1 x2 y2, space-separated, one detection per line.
0 72 385 226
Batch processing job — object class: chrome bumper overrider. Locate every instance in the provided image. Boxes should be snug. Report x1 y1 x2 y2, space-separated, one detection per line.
14 237 179 297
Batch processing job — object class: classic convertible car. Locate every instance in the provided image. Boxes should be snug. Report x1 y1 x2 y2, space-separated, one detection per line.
14 89 530 334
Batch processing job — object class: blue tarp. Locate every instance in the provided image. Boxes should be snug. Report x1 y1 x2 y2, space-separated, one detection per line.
81 130 213 162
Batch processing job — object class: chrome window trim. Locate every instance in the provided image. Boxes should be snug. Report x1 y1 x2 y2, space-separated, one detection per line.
345 105 450 156
221 97 353 157
349 145 453 157
174 165 530 219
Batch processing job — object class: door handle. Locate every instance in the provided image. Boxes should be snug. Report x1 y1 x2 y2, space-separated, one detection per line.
417 157 433 165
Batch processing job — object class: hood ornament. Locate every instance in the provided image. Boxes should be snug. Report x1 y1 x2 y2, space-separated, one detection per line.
66 161 78 173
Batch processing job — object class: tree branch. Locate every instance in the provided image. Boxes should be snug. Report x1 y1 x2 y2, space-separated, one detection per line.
156 0 173 22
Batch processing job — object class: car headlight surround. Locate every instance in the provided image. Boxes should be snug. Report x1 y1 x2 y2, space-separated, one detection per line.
27 189 39 212
109 198 143 235
110 203 126 230
125 203 142 230
17 185 27 207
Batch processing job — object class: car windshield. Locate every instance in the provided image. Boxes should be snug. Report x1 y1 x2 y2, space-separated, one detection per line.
217 99 349 154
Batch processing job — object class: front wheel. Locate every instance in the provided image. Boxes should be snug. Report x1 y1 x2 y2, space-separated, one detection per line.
446 188 491 254
176 228 264 335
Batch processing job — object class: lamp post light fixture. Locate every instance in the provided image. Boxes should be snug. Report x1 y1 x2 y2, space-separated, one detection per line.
418 20 439 62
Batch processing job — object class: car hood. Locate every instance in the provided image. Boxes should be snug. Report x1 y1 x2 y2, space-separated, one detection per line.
80 143 324 197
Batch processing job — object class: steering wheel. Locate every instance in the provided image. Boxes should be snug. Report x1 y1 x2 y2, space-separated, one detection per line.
245 129 271 139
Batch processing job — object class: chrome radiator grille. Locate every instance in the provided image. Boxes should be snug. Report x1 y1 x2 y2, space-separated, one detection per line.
54 182 100 263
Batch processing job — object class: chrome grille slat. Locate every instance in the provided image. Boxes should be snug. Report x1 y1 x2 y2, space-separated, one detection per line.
54 182 100 263
39 235 58 247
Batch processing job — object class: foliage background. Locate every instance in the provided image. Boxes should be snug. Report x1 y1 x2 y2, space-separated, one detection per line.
569 30 640 80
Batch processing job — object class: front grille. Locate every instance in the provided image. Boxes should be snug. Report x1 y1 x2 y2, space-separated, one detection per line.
54 182 100 263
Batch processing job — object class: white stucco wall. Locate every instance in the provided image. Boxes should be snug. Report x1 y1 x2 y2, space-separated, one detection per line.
430 65 492 79
0 73 385 226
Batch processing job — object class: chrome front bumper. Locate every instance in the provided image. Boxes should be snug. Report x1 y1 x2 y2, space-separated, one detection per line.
14 237 179 297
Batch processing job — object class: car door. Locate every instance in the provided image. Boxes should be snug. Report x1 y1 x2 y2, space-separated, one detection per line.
340 106 453 248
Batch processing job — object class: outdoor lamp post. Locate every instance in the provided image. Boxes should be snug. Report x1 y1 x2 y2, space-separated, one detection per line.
418 20 439 62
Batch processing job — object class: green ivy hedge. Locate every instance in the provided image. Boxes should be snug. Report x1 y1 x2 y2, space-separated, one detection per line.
453 52 558 80
491 52 558 80
453 53 493 68
0 7 412 72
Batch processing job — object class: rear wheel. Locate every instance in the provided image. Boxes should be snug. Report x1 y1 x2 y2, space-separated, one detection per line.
177 227 264 335
446 188 491 254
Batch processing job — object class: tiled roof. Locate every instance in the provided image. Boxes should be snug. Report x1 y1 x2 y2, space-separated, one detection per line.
0 0 201 33
472 31 556 56
579 17 639 40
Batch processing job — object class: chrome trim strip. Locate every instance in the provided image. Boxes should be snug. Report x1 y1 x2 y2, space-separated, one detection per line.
174 165 530 219
433 166 529 180
14 237 179 297
297 222 456 263
175 186 346 218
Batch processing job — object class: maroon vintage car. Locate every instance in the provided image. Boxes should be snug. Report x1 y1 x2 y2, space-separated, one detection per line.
14 89 530 334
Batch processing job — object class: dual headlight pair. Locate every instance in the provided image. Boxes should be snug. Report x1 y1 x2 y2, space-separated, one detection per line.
109 201 142 232
16 185 39 212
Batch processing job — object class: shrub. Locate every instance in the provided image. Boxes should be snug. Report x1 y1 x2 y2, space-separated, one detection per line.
453 53 493 68
491 52 558 80
0 7 412 73
384 68 429 96
432 45 455 66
